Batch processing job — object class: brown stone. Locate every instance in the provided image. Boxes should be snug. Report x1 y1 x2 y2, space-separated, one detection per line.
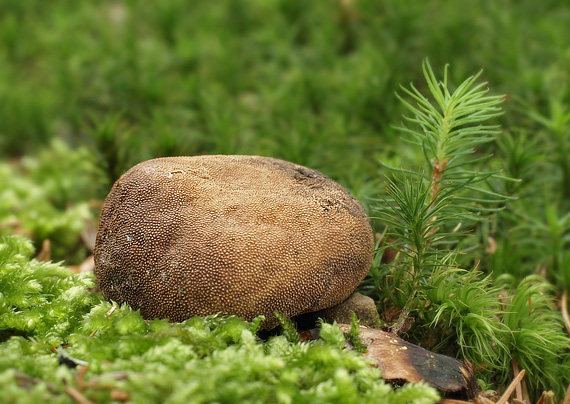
296 292 381 328
94 155 374 329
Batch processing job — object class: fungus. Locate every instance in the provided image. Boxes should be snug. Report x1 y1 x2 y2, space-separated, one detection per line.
94 155 374 329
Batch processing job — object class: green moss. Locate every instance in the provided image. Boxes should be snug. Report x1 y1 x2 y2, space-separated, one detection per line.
0 139 105 262
0 236 99 346
2 0 570 398
0 236 439 403
347 312 367 353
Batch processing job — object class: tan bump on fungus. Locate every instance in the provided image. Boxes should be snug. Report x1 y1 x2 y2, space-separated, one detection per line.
94 155 374 329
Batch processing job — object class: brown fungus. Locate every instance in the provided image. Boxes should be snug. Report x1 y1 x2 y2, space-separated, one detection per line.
94 155 374 329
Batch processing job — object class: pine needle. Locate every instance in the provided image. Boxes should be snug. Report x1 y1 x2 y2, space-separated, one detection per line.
495 369 526 404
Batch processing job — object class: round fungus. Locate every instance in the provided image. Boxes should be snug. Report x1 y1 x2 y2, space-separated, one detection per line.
94 155 374 329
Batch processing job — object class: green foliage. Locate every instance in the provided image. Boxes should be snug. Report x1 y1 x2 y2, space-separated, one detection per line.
318 321 347 350
374 61 510 331
424 265 509 371
395 61 503 169
20 138 107 208
275 311 300 344
0 236 439 404
3 0 568 191
372 61 570 398
0 235 99 346
373 178 452 310
0 139 105 262
422 266 570 396
348 312 367 353
424 270 570 394
498 275 570 395
2 0 570 399
522 72 570 201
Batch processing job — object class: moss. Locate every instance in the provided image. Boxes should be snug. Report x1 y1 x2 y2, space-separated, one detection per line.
0 235 99 346
0 139 105 263
0 235 439 404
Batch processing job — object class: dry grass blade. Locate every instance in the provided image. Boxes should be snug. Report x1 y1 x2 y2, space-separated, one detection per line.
511 359 524 402
75 365 89 384
561 292 570 337
65 385 93 404
536 391 555 404
495 369 526 404
563 384 570 404
36 239 51 262
14 371 59 393
110 389 131 402
85 371 129 387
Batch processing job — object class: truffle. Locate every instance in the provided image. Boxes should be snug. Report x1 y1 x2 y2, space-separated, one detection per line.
94 155 373 329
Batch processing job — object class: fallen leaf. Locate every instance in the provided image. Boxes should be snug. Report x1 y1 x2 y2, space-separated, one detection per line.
336 324 480 397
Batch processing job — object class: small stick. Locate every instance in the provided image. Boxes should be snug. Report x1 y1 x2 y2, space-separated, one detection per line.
85 371 129 388
438 399 472 404
14 371 59 393
75 365 89 389
65 385 93 404
521 375 530 404
106 305 118 316
511 358 523 401
495 369 526 404
561 292 570 337
110 389 131 402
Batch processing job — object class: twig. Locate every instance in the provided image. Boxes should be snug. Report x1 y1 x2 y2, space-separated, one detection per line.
84 371 129 388
561 292 570 337
65 385 93 404
14 371 59 393
478 397 495 404
106 305 118 316
110 389 131 402
75 365 89 389
438 399 472 404
495 369 525 404
511 359 523 401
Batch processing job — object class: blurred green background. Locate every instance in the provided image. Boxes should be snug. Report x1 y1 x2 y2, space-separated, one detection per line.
1 0 570 280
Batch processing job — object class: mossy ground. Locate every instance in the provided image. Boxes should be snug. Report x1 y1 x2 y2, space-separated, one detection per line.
0 235 440 403
2 0 570 402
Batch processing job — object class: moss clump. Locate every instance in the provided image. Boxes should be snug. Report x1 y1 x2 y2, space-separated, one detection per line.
0 235 98 347
0 235 439 404
0 139 105 262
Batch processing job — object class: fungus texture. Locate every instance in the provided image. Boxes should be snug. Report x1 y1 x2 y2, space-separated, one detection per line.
94 155 374 329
